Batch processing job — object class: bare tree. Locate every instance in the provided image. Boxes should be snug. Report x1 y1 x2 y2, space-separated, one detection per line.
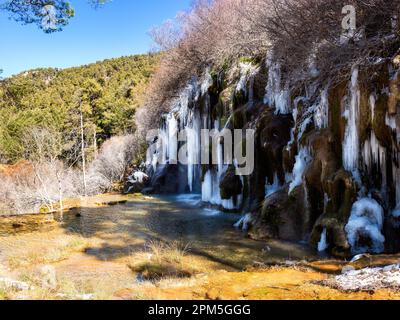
87 135 139 192
141 0 400 130
73 91 89 196
21 127 82 213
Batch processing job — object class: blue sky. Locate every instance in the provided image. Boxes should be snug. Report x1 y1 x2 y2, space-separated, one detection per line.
0 0 191 77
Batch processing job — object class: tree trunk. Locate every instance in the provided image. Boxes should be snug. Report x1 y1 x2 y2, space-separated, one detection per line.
80 105 87 196
93 127 98 160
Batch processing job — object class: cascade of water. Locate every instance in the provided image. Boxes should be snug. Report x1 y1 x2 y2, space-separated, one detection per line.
343 66 361 175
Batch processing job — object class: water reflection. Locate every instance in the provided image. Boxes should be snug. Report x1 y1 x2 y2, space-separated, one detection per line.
0 194 321 270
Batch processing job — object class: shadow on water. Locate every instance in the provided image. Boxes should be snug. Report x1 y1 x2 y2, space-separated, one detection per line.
0 194 321 270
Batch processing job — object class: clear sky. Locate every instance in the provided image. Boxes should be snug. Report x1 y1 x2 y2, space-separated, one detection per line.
0 0 191 78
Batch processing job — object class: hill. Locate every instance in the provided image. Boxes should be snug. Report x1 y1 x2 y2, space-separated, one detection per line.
0 53 159 163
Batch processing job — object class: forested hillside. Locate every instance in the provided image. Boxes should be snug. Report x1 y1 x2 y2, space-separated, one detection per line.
0 53 159 163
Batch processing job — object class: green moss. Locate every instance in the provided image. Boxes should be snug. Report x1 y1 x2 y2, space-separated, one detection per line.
239 56 262 65
39 206 51 214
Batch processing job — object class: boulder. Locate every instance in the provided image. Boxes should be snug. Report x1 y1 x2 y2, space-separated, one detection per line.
249 186 309 242
124 171 149 194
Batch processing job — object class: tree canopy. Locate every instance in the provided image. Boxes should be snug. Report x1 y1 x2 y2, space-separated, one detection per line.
0 54 159 163
0 0 110 32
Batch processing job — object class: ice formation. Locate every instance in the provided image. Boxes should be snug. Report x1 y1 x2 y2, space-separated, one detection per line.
318 228 329 252
343 66 360 174
289 147 312 194
345 198 385 254
264 54 291 115
265 174 281 198
313 87 329 129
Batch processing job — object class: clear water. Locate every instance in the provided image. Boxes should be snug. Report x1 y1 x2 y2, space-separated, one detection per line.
0 194 321 270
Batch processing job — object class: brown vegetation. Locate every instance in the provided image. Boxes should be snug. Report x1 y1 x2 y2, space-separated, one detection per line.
0 128 138 215
138 0 400 131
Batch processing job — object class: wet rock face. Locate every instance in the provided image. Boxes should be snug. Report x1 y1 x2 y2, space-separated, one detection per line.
150 165 181 194
247 107 293 205
248 186 309 242
219 166 243 200
258 109 293 181
304 130 340 226
310 170 358 256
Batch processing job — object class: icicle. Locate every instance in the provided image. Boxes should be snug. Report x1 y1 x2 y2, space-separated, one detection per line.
385 113 397 131
343 66 360 175
289 147 312 194
370 94 376 122
318 228 329 252
167 113 178 163
264 53 291 115
186 110 201 192
313 87 329 129
202 170 213 203
362 131 386 189
265 173 281 197
201 69 213 95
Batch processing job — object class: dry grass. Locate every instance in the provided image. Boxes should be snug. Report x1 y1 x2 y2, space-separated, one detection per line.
6 236 91 270
0 285 17 300
128 241 198 281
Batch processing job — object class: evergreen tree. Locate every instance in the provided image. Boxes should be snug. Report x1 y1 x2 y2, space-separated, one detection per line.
0 0 110 32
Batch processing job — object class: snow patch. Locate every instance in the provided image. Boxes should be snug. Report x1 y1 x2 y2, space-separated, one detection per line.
326 264 400 292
